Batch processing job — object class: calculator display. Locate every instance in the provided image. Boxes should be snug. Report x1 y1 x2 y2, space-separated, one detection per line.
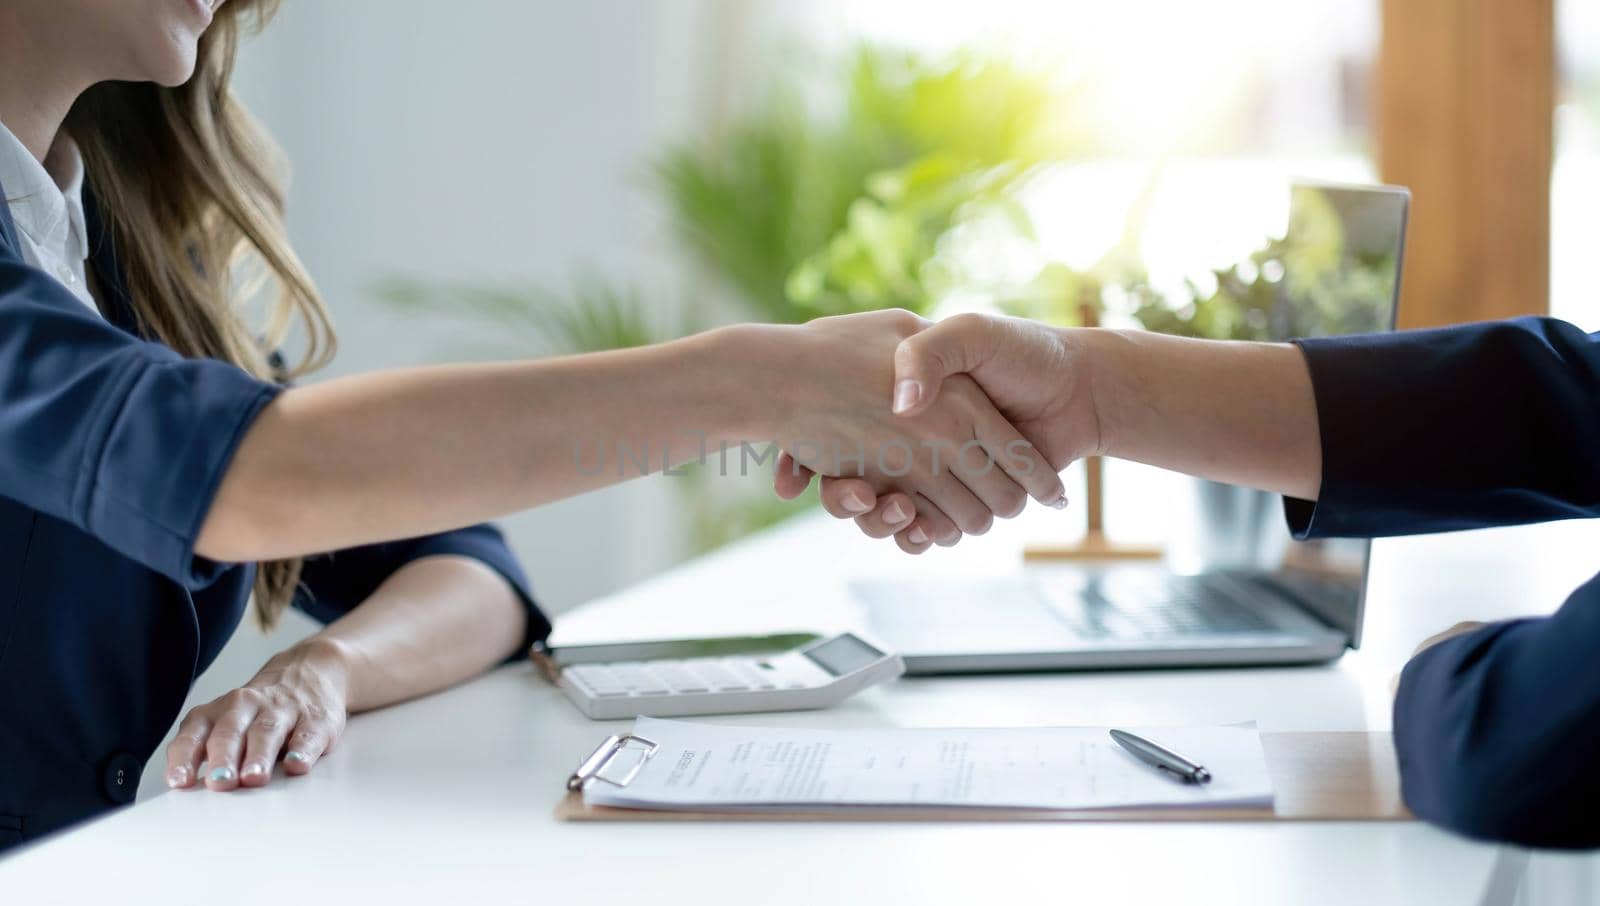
803 635 883 676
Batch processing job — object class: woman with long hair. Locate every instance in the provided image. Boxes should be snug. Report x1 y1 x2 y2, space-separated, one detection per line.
0 0 1065 849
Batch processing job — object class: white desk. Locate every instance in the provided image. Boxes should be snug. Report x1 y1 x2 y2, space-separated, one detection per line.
5 507 1600 905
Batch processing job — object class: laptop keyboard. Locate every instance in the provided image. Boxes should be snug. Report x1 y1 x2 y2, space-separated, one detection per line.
1036 573 1275 640
855 571 1284 650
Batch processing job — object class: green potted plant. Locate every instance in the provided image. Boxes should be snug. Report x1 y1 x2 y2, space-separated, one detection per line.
377 45 1091 555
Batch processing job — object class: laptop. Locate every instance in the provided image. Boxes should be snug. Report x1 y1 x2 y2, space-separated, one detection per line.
853 181 1410 674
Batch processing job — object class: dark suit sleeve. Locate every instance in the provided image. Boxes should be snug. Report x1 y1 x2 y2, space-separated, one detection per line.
1284 316 1600 538
1283 316 1600 846
293 524 553 654
1392 575 1600 848
0 254 280 588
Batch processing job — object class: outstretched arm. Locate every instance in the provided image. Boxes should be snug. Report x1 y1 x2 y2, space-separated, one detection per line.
888 315 1322 498
0 250 1056 585
803 313 1321 546
815 314 1600 546
199 310 1063 562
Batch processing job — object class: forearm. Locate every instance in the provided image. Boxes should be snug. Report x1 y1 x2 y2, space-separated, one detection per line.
309 555 528 713
198 325 778 561
1073 328 1322 500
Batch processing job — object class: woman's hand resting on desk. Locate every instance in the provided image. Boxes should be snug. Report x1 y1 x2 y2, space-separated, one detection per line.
165 637 352 791
164 556 528 792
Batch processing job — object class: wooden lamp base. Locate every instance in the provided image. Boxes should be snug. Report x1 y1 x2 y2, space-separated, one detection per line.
1024 531 1165 563
1021 297 1163 564
1022 455 1164 563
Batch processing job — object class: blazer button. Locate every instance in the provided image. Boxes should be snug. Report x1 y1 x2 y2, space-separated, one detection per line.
101 752 144 805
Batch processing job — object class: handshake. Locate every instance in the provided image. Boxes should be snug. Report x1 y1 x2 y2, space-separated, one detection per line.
751 308 1322 551
760 309 1104 554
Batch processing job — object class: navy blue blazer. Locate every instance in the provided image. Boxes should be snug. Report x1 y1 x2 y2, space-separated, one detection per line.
1289 316 1600 849
0 181 551 852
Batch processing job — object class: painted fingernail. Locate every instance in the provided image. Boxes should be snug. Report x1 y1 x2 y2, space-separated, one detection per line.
284 751 309 764
166 766 190 788
240 762 268 781
1049 495 1070 510
841 489 872 514
908 526 929 545
883 501 910 525
208 766 236 784
892 379 922 415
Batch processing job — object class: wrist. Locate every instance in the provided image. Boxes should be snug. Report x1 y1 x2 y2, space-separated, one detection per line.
1057 326 1119 459
693 322 800 443
289 635 359 699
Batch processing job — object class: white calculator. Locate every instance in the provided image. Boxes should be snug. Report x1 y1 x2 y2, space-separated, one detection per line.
530 632 905 720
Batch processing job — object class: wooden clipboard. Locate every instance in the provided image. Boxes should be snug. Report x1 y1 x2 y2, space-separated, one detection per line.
555 732 1410 823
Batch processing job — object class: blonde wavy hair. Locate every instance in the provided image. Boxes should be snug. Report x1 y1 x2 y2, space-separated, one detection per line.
64 0 335 629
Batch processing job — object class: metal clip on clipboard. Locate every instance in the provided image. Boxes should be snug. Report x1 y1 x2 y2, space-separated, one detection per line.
566 734 659 791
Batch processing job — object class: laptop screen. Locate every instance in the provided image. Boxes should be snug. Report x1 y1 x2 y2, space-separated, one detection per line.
1245 182 1409 647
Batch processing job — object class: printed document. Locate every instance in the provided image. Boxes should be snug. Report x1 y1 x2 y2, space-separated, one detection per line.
582 717 1273 811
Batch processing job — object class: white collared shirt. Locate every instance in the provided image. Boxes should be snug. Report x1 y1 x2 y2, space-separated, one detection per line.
0 120 99 315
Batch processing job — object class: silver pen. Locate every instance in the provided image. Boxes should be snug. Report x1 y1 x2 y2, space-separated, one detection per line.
1109 729 1213 784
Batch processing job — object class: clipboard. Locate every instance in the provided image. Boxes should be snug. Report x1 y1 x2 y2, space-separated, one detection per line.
555 731 1410 823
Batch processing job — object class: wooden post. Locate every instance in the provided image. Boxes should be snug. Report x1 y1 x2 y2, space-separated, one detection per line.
1024 295 1162 563
1376 0 1554 327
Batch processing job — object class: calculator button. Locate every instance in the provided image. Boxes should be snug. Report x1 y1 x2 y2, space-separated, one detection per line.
729 662 777 690
654 664 710 693
611 665 670 694
769 669 812 689
692 663 750 691
567 666 629 696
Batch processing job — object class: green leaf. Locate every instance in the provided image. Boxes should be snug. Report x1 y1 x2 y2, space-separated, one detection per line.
370 274 675 355
654 45 1091 324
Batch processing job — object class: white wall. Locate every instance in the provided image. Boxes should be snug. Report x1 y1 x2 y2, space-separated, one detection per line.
142 0 727 796
230 0 725 611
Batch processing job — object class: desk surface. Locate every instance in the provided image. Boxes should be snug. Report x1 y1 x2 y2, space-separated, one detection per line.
6 506 1600 905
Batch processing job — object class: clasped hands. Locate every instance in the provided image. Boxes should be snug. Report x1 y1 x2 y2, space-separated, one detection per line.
770 309 1095 553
